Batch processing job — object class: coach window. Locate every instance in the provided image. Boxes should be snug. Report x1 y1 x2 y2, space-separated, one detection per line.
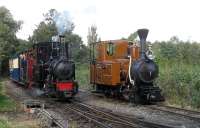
107 42 115 56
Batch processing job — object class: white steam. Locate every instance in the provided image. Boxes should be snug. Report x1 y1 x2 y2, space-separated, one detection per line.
53 11 73 34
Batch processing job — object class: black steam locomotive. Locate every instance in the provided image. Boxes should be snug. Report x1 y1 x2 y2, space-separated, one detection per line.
9 35 78 99
35 35 78 98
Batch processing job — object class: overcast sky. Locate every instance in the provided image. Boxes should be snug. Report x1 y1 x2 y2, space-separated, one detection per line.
1 0 200 43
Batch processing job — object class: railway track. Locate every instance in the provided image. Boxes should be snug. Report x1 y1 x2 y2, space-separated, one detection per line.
64 101 176 128
37 109 66 128
8 81 200 127
79 89 200 123
65 103 137 128
148 105 200 122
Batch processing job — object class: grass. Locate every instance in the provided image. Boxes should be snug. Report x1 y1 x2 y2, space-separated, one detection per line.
0 118 10 128
0 80 16 128
10 121 39 128
0 95 16 112
0 81 16 112
0 79 39 128
0 116 38 128
75 63 90 90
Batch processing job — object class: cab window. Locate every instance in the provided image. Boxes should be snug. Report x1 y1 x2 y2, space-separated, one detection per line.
107 42 115 56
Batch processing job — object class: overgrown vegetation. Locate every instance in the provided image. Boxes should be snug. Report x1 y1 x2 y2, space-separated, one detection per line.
153 37 200 108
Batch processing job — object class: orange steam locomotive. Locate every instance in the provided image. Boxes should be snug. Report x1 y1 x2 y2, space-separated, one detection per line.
90 29 164 104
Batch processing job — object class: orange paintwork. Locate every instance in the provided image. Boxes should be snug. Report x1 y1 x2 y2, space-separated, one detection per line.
90 40 140 86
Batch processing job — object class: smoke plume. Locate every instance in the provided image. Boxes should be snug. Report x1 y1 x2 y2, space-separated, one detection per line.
53 11 73 34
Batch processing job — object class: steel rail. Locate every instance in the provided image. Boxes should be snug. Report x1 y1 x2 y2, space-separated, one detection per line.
64 105 112 128
73 102 175 128
38 109 66 128
161 105 200 115
148 105 200 122
73 102 138 127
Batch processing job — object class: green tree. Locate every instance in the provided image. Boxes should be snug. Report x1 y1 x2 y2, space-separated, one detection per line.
16 39 32 53
127 31 138 41
64 32 88 62
87 25 98 45
0 6 22 75
29 21 58 43
29 9 75 43
170 36 179 43
29 9 88 63
43 9 58 23
29 9 60 43
121 31 138 41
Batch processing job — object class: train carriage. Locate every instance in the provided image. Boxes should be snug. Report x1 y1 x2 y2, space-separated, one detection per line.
9 57 20 82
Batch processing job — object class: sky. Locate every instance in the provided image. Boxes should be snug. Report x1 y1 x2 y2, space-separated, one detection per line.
1 0 200 43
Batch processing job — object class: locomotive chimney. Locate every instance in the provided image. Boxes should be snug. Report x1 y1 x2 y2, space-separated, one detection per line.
137 28 149 59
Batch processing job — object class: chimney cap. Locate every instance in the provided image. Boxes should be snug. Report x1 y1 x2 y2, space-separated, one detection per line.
137 28 149 41
59 35 65 38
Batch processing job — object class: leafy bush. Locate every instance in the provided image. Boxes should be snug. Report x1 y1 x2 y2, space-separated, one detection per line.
153 40 200 108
